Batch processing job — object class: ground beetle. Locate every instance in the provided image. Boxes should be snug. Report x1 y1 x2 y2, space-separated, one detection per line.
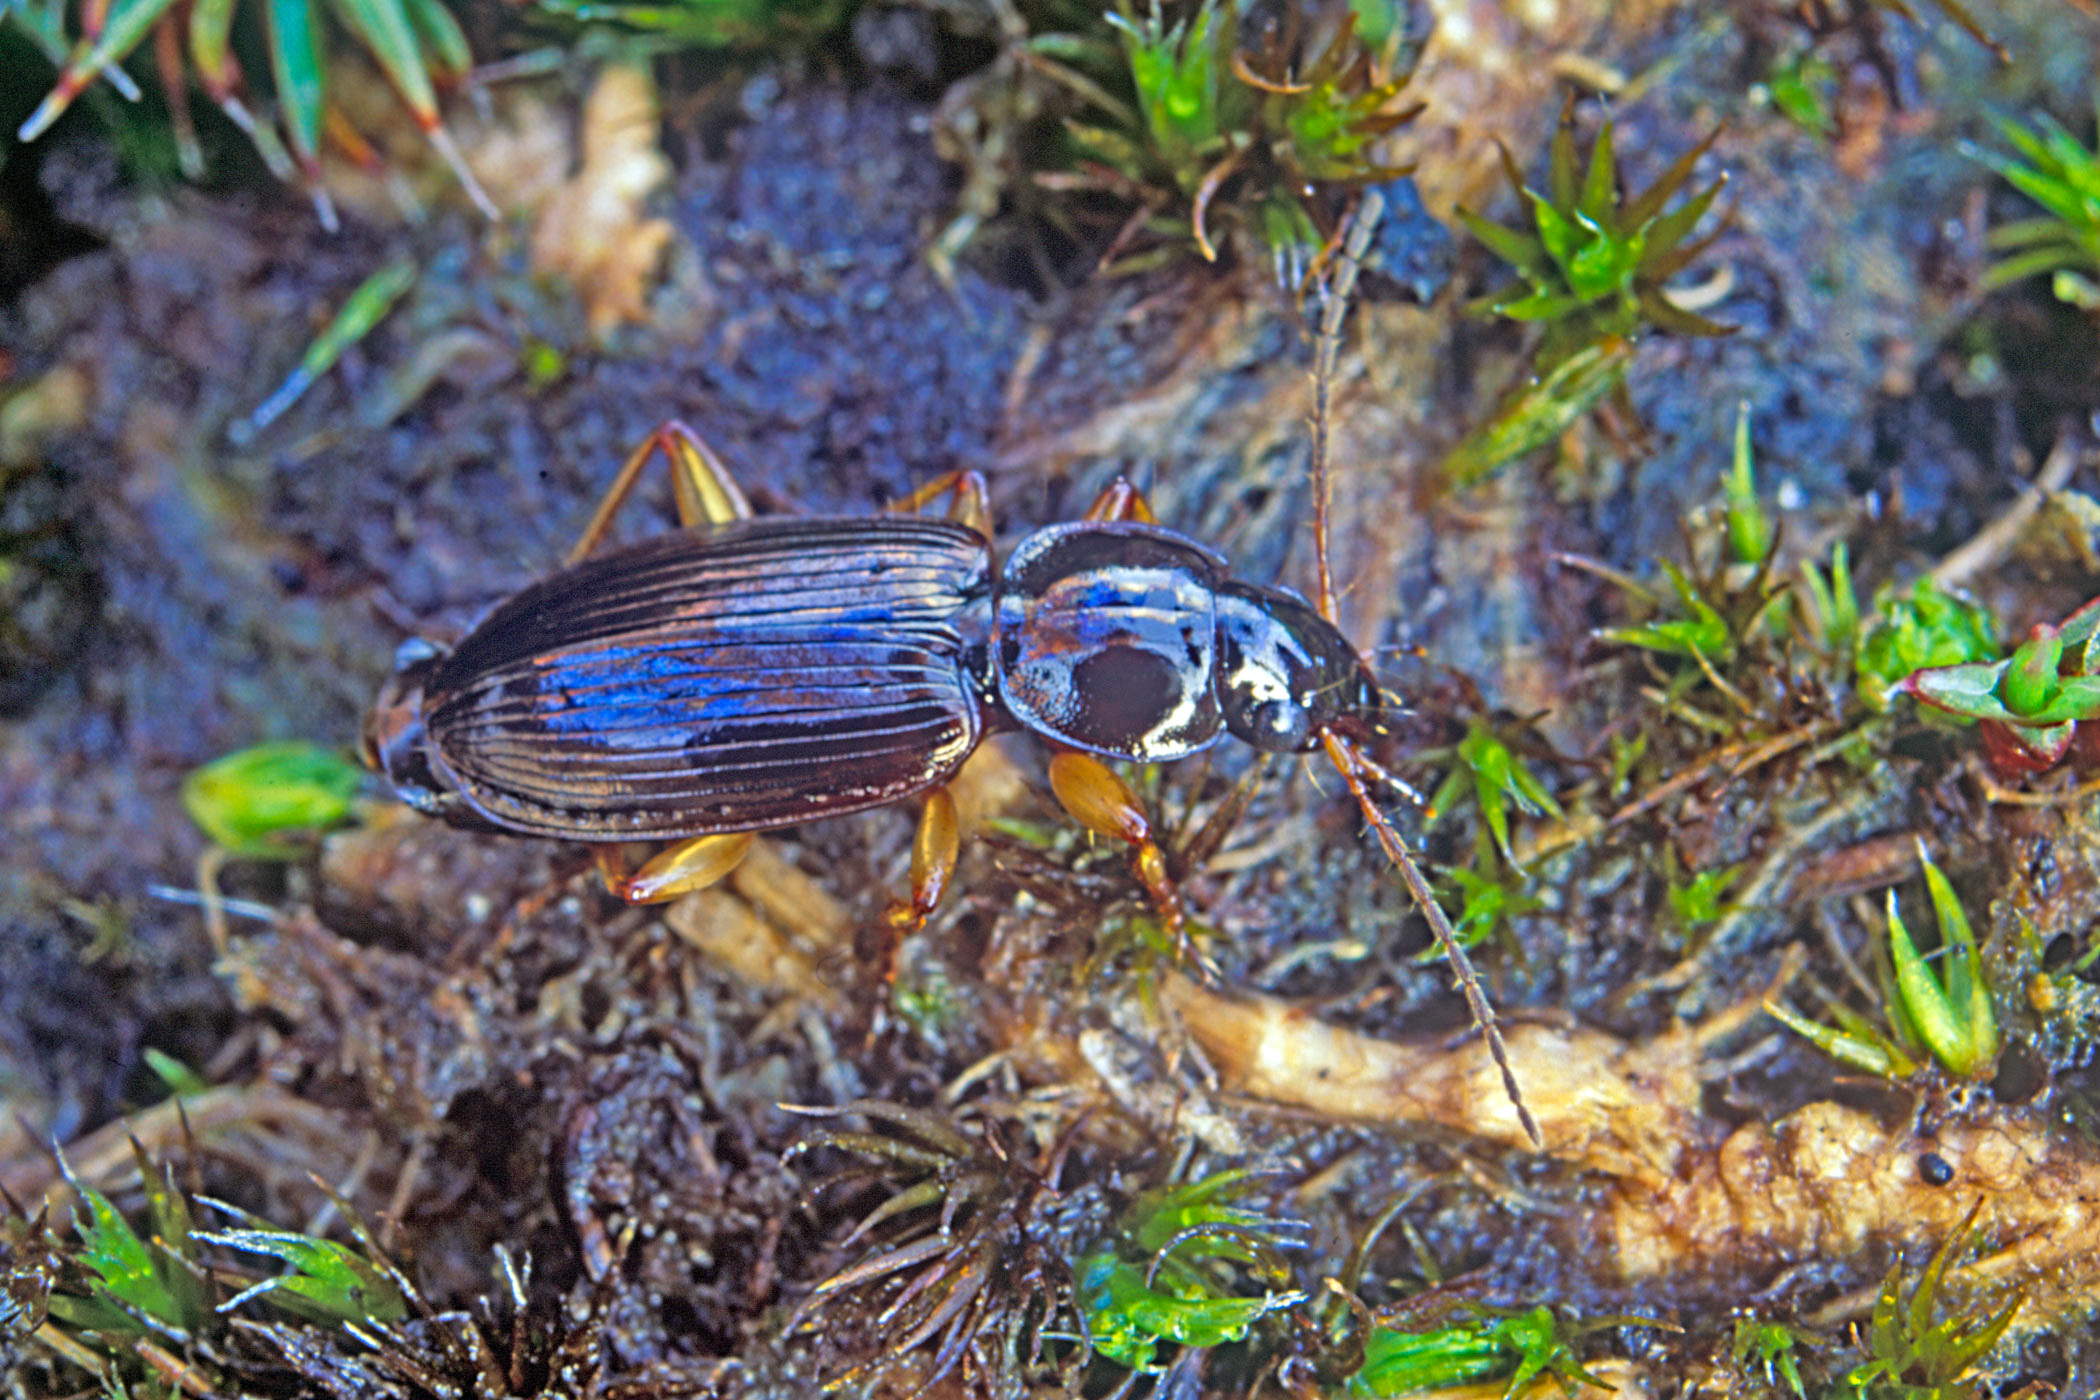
364 430 1372 934
363 202 1539 1143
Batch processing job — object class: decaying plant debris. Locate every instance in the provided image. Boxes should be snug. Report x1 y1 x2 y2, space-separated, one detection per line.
5 1 2100 1397
1166 972 2100 1316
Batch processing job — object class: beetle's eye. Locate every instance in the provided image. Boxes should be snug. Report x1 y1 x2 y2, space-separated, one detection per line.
1247 698 1311 751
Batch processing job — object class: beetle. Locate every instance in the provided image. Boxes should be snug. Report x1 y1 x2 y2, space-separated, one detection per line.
363 427 1370 939
362 201 1539 1143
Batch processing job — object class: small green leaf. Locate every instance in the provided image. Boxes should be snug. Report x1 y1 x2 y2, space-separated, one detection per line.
16 0 182 142
1860 579 2000 706
141 1048 210 1098
1903 660 2100 726
1800 542 1858 655
1915 844 1997 1075
1442 335 1633 486
1350 1307 1611 1400
1603 578 1731 661
1452 720 1562 869
186 0 239 95
192 1224 407 1324
402 0 469 78
1733 1318 1809 1400
1764 998 1914 1078
1900 659 2016 720
1454 205 1549 280
1577 118 1617 224
1667 864 1739 928
1125 1168 1279 1258
54 1164 208 1334
1724 403 1771 567
330 0 438 124
181 741 362 857
1078 1251 1300 1368
2056 594 2100 662
1350 1318 1513 1397
234 257 418 442
1885 846 1997 1079
1442 862 1543 951
1998 624 2064 716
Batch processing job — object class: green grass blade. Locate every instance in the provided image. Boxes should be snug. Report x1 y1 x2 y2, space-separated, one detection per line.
1578 118 1616 224
267 0 326 168
17 0 179 139
1622 125 1722 229
184 0 236 95
329 0 436 124
402 0 468 79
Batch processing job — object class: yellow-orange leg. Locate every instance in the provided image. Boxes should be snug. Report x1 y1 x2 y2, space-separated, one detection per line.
597 833 756 904
573 423 761 902
568 420 753 565
1081 476 1157 525
1047 751 1194 960
860 789 962 983
886 469 992 536
871 470 977 961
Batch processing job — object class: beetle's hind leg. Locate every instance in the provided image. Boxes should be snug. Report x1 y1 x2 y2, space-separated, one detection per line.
860 789 963 984
567 421 754 566
598 832 756 904
1047 752 1207 968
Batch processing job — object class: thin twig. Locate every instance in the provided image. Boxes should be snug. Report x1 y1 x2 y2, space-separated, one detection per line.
1931 431 2079 593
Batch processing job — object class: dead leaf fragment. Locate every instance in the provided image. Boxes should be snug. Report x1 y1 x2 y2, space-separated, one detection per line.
530 64 675 338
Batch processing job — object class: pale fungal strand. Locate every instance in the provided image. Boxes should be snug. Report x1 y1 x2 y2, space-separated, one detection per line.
1165 975 2100 1319
1164 975 1702 1184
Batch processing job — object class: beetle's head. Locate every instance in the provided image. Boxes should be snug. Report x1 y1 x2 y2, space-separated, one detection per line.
362 638 450 812
1214 581 1380 753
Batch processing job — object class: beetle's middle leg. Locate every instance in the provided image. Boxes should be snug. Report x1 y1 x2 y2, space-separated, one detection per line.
1047 751 1197 963
566 420 753 565
862 788 963 982
596 832 757 904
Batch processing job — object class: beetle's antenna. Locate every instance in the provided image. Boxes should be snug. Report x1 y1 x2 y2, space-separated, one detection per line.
1306 192 1542 1151
1309 190 1382 628
1341 743 1427 809
1323 734 1543 1150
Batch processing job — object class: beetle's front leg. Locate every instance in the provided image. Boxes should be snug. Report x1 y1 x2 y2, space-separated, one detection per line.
598 832 756 904
862 789 962 983
1047 752 1196 963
